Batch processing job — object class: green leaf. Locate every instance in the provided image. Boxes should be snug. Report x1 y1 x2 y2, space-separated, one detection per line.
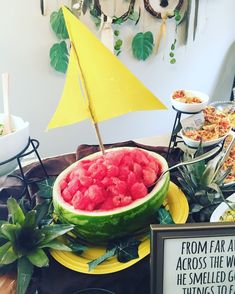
22 211 36 230
132 32 154 61
50 8 69 39
50 41 69 73
128 11 140 22
0 224 20 242
39 239 72 251
115 39 123 47
34 200 51 225
190 203 204 213
7 198 25 225
39 224 74 245
171 44 175 51
116 238 141 263
17 257 34 294
114 30 119 36
169 52 174 58
88 247 116 272
157 208 174 224
170 58 176 64
37 177 56 199
27 248 49 267
0 242 17 265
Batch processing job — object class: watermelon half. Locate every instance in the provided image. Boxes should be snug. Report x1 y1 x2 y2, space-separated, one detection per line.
53 147 170 243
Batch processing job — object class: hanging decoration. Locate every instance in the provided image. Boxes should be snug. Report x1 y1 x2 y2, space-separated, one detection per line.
89 0 140 54
143 0 185 55
44 0 201 72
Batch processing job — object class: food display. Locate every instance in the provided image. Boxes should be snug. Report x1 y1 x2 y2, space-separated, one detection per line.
210 101 235 129
172 90 203 104
183 106 231 142
220 134 235 184
171 89 209 113
219 209 235 222
53 147 170 242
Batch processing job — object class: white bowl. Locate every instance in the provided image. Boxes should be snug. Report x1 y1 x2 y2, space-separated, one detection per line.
171 90 209 113
180 129 227 148
0 114 29 176
210 193 235 222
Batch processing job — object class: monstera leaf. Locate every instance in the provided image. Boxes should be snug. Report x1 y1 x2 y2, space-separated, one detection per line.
132 31 154 61
50 41 69 73
50 8 69 40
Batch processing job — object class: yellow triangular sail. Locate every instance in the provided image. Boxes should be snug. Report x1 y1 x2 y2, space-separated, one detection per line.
47 45 90 129
48 7 167 129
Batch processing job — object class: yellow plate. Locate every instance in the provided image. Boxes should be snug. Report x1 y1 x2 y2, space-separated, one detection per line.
50 182 189 274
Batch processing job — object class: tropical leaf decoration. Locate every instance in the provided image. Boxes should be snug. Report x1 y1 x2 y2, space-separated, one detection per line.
0 198 74 294
50 41 69 73
50 8 69 39
132 32 154 61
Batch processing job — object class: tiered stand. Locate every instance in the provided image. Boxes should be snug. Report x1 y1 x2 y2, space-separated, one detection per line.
0 138 48 196
166 106 202 159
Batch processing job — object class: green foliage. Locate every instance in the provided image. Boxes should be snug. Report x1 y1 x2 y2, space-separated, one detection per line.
156 208 175 224
50 8 69 40
36 177 56 199
177 143 234 221
0 198 74 294
87 236 141 271
132 32 154 61
169 38 177 64
50 41 69 73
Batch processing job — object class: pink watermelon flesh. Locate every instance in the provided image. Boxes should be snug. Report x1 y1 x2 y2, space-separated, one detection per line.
60 149 162 211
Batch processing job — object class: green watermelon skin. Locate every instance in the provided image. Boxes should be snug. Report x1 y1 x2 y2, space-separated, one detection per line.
53 148 170 243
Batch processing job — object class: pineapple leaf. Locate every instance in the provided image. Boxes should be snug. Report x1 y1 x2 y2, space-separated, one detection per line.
190 203 204 213
7 198 25 225
22 211 36 230
17 257 34 294
34 200 51 225
39 238 72 251
0 224 20 243
27 248 49 267
0 242 17 265
39 224 74 245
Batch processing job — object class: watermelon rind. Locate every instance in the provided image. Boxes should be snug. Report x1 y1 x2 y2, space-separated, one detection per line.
53 147 170 243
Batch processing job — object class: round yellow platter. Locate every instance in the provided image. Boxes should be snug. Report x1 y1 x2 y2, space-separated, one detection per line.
50 181 189 274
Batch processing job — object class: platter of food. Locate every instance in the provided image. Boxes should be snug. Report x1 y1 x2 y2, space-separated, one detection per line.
210 100 235 129
171 89 209 113
210 193 235 222
180 106 231 147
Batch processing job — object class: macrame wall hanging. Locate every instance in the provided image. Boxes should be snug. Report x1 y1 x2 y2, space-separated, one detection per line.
47 0 199 73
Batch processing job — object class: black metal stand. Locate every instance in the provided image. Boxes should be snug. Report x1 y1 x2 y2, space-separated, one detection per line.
166 107 202 159
0 137 49 197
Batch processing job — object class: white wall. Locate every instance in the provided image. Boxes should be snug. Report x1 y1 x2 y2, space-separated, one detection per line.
0 0 235 157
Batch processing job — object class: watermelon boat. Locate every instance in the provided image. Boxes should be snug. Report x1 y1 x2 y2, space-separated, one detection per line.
48 8 168 243
53 147 169 242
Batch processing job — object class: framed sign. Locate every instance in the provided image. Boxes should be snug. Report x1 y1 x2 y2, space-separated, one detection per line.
150 222 235 294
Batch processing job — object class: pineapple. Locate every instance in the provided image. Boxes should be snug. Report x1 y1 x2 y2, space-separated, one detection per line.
177 142 235 222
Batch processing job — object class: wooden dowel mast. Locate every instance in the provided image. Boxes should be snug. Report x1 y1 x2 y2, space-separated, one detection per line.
71 42 105 155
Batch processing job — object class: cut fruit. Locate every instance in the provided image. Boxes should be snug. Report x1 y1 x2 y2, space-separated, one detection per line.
53 147 170 242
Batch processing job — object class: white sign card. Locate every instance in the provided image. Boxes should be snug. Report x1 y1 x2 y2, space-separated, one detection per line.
181 112 205 131
150 223 235 294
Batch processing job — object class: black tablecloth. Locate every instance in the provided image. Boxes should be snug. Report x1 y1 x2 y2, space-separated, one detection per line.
0 141 182 294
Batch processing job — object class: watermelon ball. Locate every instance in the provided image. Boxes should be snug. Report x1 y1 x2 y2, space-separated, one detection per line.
130 182 148 200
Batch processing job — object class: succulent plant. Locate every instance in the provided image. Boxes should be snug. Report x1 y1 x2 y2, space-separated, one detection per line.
177 143 235 221
0 198 74 294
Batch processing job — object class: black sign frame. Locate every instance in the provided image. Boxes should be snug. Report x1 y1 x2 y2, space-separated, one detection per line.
150 222 235 294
